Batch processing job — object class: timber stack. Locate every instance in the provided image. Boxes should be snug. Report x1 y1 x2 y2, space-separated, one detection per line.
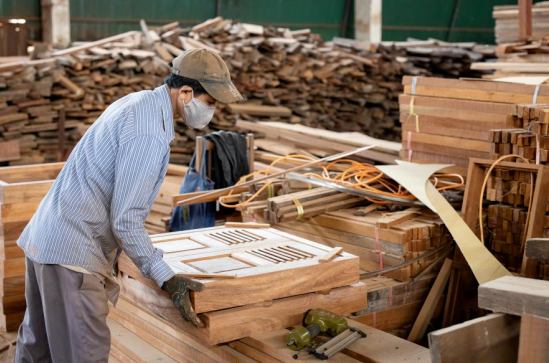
398 76 549 175
493 2 549 44
102 223 431 362
0 18 494 168
0 162 64 331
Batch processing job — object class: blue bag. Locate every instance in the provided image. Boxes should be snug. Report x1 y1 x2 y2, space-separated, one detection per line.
169 140 215 231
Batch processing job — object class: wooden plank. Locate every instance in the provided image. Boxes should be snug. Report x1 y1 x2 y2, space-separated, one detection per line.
242 319 430 363
319 247 343 263
107 318 179 363
118 274 365 345
0 201 41 223
51 31 139 57
227 104 292 117
241 330 363 363
0 141 20 163
229 341 281 363
202 283 367 345
376 208 421 229
518 0 533 41
110 296 225 363
428 313 520 363
408 258 453 342
517 314 549 363
478 276 549 318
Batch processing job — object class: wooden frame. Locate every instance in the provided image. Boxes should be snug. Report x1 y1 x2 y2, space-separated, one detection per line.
462 158 549 277
195 133 255 179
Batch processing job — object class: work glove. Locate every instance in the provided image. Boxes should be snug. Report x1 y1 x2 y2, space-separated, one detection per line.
161 275 205 327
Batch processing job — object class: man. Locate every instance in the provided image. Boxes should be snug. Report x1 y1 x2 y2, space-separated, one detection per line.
15 49 243 362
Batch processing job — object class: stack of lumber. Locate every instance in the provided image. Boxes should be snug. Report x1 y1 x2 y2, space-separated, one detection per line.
0 162 64 331
145 164 187 234
107 297 431 363
351 273 440 337
490 104 549 164
0 19 494 166
117 224 366 346
398 76 549 175
487 204 532 272
471 39 549 76
378 39 494 78
273 206 453 283
237 120 401 165
493 2 549 44
0 30 209 166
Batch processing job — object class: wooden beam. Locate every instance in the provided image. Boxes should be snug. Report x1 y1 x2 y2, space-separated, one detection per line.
41 0 71 48
51 31 138 57
518 314 549 363
525 238 549 260
428 313 520 363
408 258 453 343
518 0 533 42
478 276 549 318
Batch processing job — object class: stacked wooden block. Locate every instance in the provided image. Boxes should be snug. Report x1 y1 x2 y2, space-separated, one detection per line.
351 273 440 337
486 105 549 277
493 3 549 44
490 104 549 164
275 206 452 282
0 162 64 330
116 224 365 347
399 77 549 175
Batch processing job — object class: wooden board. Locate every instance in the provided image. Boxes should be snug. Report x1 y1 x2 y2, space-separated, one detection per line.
428 313 520 363
240 319 430 363
518 314 549 363
478 276 549 318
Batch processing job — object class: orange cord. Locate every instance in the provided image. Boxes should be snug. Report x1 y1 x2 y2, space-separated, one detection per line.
219 155 465 208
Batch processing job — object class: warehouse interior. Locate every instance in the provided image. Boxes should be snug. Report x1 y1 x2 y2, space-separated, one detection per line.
0 0 547 362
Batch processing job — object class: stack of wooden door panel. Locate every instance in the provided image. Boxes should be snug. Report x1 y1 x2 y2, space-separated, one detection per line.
0 162 64 331
398 76 546 175
115 223 366 348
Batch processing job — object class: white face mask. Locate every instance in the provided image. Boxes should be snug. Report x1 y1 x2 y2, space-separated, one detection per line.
182 91 215 130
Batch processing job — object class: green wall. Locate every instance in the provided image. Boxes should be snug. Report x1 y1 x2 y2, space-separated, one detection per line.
382 0 545 44
0 0 542 45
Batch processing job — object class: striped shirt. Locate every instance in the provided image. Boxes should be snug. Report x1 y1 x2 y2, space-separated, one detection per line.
18 85 176 303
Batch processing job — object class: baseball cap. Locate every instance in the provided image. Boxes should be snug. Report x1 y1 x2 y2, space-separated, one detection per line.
171 49 243 103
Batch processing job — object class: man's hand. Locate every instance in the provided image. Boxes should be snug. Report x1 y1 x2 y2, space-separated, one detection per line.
161 275 205 327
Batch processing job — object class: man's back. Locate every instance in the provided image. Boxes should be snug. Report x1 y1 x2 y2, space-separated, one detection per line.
17 85 174 282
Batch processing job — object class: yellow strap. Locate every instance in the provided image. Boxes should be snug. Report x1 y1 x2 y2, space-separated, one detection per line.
308 183 313 190
293 199 305 221
409 96 420 133
268 184 275 198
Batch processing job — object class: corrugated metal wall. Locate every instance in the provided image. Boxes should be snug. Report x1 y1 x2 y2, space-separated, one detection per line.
0 0 542 44
68 0 350 41
382 0 544 44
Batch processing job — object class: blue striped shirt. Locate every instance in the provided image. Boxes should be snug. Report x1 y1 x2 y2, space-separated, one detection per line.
18 85 176 302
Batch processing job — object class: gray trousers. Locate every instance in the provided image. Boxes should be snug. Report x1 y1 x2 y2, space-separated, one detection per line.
15 257 110 363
